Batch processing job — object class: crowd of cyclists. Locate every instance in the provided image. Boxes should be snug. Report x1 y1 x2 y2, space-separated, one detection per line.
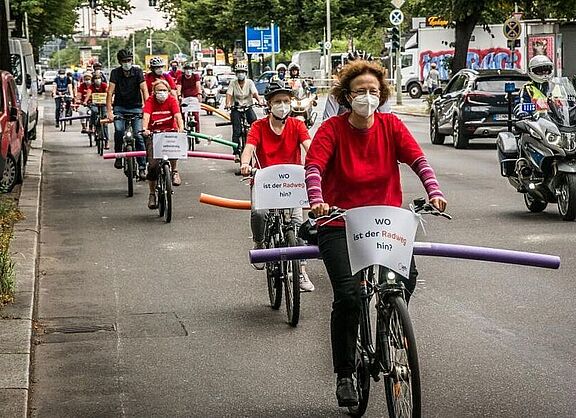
51 47 448 412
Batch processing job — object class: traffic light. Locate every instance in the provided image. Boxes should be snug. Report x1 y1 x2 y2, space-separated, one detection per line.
89 0 97 9
391 27 400 52
148 0 158 6
318 41 326 55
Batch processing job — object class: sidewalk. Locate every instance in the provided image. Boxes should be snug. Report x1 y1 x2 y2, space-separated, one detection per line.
391 101 429 117
0 108 44 417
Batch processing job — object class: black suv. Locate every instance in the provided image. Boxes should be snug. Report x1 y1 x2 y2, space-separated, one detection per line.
430 69 530 149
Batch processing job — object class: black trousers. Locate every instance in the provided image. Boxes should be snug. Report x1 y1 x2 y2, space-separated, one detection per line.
230 107 257 155
318 226 417 375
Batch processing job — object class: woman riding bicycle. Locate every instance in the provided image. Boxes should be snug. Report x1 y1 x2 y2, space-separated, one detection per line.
84 73 110 149
239 81 315 292
142 79 184 209
304 60 447 408
225 63 264 161
75 72 93 134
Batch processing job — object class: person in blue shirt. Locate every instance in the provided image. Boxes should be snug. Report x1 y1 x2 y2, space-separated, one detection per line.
52 69 74 127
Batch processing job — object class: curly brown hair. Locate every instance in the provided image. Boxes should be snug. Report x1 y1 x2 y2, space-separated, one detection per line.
332 60 391 109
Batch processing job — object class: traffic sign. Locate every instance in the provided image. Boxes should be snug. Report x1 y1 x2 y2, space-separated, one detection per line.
390 9 404 26
504 17 521 40
324 41 332 50
245 25 280 54
391 0 405 8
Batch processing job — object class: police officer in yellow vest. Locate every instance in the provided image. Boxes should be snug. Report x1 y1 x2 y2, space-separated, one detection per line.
518 55 554 115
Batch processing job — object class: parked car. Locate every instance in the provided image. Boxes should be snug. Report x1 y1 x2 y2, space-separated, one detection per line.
430 69 530 149
255 71 277 95
9 38 38 142
217 72 236 95
0 71 27 192
42 70 58 86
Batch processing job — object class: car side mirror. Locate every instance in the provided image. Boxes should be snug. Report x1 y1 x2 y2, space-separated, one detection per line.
25 74 32 89
9 107 18 122
433 87 443 96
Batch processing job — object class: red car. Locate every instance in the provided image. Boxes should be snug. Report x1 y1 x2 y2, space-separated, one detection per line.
0 70 27 192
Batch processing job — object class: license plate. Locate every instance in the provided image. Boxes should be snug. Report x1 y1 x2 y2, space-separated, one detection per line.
494 114 509 121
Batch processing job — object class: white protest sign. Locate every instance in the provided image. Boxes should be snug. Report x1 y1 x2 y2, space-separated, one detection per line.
181 96 201 112
152 132 188 159
345 206 419 276
252 164 309 210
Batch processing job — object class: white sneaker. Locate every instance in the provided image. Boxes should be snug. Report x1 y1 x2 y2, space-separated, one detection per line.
299 270 315 292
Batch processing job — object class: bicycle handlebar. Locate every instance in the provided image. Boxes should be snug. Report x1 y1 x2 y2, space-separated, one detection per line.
215 121 232 127
308 199 452 220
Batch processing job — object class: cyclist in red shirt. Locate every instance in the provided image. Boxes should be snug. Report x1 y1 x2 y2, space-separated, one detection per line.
177 63 202 131
144 56 178 98
75 72 92 133
168 59 182 82
142 79 184 209
239 81 315 292
305 60 447 407
84 73 110 149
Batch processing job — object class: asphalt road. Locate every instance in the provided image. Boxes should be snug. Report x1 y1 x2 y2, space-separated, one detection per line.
29 95 576 417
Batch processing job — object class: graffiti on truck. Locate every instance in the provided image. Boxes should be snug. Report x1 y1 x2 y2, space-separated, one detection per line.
420 48 522 80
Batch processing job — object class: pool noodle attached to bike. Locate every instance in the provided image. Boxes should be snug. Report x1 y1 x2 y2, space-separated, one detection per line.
103 151 236 161
249 243 561 270
187 132 238 149
200 103 231 121
199 193 251 210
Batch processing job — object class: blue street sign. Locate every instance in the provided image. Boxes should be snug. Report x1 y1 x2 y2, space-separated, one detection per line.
245 25 280 54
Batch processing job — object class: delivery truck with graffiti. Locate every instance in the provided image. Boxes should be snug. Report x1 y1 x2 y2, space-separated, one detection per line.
401 23 527 98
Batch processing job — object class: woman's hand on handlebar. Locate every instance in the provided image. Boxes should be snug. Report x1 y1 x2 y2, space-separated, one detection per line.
240 163 252 176
143 129 151 137
429 196 447 212
310 202 330 218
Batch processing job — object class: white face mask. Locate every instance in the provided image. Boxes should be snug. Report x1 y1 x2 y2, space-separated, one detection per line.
271 103 291 120
237 73 246 81
59 74 66 79
185 70 193 76
156 91 169 102
350 93 380 118
121 62 132 71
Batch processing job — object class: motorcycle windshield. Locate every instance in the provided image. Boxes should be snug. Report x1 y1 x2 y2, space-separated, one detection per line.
293 87 308 100
546 77 576 127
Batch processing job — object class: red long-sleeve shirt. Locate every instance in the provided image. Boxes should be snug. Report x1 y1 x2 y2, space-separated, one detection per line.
305 112 443 212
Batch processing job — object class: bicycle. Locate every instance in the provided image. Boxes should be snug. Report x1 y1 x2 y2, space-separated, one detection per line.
148 132 175 223
215 103 258 166
181 97 199 151
55 93 72 131
114 114 141 197
308 199 451 417
79 104 94 147
90 93 109 156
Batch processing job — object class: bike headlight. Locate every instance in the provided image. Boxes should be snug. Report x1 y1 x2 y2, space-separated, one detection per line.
125 130 132 138
546 132 561 146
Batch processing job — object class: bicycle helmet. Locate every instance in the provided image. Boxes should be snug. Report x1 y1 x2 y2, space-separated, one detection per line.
528 55 554 83
347 50 373 62
116 49 133 62
264 81 293 101
235 63 248 73
206 64 214 71
149 56 165 68
183 62 193 69
288 62 300 71
276 63 287 72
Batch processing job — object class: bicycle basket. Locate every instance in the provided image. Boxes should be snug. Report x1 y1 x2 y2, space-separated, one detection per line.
298 219 318 245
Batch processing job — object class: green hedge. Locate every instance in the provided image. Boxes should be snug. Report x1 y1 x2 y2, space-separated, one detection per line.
0 198 23 307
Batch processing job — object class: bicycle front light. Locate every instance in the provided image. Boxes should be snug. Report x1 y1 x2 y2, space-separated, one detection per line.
125 131 132 138
386 271 396 283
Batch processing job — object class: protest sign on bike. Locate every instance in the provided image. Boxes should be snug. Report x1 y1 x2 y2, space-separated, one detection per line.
252 164 308 210
153 132 188 160
344 206 420 276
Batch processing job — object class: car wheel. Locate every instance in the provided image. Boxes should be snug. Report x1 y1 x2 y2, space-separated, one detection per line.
430 112 445 145
1 154 19 192
408 82 422 99
453 116 470 149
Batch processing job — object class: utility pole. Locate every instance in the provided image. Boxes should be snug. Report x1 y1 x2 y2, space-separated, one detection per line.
396 25 402 105
326 0 332 81
270 20 276 70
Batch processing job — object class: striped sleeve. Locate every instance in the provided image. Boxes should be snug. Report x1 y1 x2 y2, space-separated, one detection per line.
305 165 324 205
410 156 445 200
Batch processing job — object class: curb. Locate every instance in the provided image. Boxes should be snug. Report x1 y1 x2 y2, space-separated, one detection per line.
0 107 43 418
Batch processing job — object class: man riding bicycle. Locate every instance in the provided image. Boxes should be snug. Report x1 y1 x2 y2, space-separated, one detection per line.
225 63 264 161
239 81 315 292
75 72 92 134
52 68 74 127
84 73 110 149
106 49 149 178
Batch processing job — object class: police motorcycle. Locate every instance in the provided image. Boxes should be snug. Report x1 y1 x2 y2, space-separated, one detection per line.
202 77 221 115
497 77 576 220
290 85 318 128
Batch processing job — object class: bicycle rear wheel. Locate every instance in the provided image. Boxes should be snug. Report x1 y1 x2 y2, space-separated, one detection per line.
162 164 172 223
124 145 134 197
348 343 371 417
283 229 301 327
378 295 421 418
88 130 93 147
266 236 282 310
96 126 103 156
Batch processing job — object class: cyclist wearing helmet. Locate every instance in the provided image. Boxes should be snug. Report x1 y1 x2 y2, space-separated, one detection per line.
52 68 74 127
106 49 149 177
239 81 315 291
202 64 218 87
225 63 264 160
518 55 554 115
145 56 178 98
92 62 107 82
84 73 110 149
273 63 287 81
75 72 92 134
177 63 202 131
323 50 391 120
169 59 182 81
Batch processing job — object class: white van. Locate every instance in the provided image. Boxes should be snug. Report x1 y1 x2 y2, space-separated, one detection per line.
9 38 38 141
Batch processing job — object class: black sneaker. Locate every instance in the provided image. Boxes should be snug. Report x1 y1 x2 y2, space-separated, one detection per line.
336 377 358 407
114 158 123 169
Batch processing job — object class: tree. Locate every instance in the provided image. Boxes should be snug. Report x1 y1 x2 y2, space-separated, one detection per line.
0 0 10 72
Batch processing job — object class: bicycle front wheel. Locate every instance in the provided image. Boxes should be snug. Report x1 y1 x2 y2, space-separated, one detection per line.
162 164 172 223
266 236 282 310
96 127 103 156
124 145 134 198
348 343 370 417
378 295 421 418
283 229 301 327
